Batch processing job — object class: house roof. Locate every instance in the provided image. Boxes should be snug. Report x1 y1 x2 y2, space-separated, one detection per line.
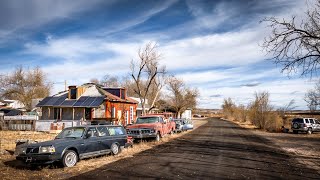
37 84 137 108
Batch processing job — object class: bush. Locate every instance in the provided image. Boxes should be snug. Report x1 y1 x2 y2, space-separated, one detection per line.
222 91 284 132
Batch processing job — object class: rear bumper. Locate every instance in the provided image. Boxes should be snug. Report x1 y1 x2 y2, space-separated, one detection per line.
16 154 61 164
291 127 308 131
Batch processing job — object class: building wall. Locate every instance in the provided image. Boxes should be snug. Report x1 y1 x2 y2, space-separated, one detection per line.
105 101 137 125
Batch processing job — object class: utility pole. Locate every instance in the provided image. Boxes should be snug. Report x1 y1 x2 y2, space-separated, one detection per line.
64 80 67 91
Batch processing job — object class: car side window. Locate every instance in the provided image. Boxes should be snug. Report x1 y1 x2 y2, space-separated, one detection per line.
305 119 309 123
86 127 99 137
159 117 164 123
97 126 110 137
108 127 125 136
310 119 315 124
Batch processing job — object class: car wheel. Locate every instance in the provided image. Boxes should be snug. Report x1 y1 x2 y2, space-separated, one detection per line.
111 143 120 155
307 128 312 134
170 129 174 135
62 150 78 167
293 123 299 129
293 130 298 134
155 132 161 142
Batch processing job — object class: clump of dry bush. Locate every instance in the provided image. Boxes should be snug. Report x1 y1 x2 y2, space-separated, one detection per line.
222 91 283 132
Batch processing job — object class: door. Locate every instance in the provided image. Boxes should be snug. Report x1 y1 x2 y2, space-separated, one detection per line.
96 126 113 152
85 108 92 120
80 127 104 158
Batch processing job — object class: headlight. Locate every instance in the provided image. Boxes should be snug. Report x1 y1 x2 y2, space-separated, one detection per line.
39 146 55 153
14 146 26 155
150 129 156 133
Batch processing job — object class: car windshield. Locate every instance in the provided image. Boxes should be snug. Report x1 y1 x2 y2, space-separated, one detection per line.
136 117 159 124
56 127 85 139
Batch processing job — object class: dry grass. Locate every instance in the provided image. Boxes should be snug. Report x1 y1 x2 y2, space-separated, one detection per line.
0 119 207 179
0 131 57 152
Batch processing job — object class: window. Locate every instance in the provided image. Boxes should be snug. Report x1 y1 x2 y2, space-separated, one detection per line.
310 119 315 124
136 117 159 124
305 119 310 123
159 117 164 123
70 88 77 99
97 126 110 137
292 118 303 123
54 108 61 120
130 106 133 122
125 111 129 125
111 107 116 118
108 126 125 136
86 127 99 137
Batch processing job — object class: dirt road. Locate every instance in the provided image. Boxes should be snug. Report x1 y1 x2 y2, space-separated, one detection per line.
71 118 320 179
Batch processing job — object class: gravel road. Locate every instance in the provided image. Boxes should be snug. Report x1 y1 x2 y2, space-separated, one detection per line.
71 118 320 179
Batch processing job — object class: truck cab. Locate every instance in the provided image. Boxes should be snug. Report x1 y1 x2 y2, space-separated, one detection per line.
126 115 175 141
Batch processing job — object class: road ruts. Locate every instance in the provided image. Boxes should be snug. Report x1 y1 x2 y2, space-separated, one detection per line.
70 118 320 179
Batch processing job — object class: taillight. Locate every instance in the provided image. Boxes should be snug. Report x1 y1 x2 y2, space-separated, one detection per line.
303 124 307 127
127 136 133 143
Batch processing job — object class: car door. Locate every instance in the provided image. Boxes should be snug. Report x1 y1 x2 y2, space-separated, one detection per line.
80 127 104 158
96 126 113 153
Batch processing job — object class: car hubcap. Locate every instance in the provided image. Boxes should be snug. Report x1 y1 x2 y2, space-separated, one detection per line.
112 145 118 154
65 152 76 167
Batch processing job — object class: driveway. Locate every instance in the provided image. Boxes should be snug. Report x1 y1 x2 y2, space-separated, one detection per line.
71 118 320 179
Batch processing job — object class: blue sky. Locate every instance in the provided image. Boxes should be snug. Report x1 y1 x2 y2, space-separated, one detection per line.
0 0 316 109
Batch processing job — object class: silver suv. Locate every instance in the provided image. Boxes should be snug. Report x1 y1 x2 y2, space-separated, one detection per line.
291 118 320 134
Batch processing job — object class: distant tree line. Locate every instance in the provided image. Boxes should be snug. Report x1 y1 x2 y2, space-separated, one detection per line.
222 91 295 132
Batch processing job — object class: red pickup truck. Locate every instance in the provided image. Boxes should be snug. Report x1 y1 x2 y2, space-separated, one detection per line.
126 114 176 141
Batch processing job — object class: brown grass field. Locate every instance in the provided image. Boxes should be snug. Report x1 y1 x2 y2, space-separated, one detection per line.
0 119 207 179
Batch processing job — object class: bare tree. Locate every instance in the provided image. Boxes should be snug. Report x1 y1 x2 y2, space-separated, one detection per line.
130 42 166 115
222 98 236 119
305 79 320 111
277 99 296 118
167 76 199 118
262 1 320 76
89 78 100 84
248 91 274 129
100 74 120 87
0 66 52 111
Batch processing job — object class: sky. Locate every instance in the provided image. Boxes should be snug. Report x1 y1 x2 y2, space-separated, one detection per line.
0 0 317 110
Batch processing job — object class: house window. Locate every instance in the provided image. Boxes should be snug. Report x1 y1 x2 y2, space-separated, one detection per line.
70 88 77 99
125 111 129 125
54 108 61 120
130 106 133 123
111 107 116 118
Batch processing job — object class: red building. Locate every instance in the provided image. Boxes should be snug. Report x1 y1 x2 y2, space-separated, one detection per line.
37 83 138 126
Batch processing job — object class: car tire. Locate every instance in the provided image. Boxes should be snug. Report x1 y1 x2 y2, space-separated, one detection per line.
62 150 78 167
293 130 298 134
307 128 312 134
155 132 161 142
293 123 299 129
111 143 120 155
170 129 174 135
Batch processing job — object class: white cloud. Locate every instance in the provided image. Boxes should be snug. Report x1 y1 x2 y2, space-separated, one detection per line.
161 29 265 71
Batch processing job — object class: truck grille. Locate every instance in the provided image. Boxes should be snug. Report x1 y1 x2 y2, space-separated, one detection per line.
26 147 39 154
128 129 152 135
